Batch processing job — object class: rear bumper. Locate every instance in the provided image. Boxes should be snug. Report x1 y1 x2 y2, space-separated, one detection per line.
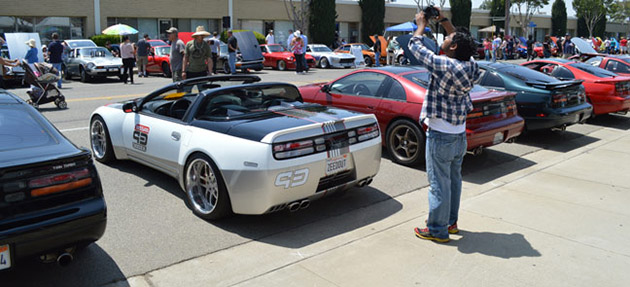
237 60 264 71
524 104 593 130
0 197 107 268
467 116 525 149
592 96 630 115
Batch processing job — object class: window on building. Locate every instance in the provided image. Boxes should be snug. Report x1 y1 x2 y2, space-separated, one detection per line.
1 16 84 45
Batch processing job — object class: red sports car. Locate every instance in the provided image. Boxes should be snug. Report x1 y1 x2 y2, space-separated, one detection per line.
298 66 525 166
575 54 630 76
146 45 171 77
260 44 316 71
522 58 630 115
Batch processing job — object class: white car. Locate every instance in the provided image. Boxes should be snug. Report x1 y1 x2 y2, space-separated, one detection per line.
89 75 381 219
306 44 355 69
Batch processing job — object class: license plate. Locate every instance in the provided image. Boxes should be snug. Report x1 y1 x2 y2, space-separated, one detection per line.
326 154 349 176
493 132 504 144
0 244 11 271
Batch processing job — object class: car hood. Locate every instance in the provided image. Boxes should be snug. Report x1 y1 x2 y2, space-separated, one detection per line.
310 52 354 59
80 57 123 65
265 51 294 58
191 104 364 142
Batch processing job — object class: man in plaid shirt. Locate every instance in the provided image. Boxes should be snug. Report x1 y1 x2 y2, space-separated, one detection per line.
410 8 480 243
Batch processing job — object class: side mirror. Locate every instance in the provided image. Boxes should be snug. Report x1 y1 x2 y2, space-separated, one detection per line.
122 101 137 113
320 84 330 93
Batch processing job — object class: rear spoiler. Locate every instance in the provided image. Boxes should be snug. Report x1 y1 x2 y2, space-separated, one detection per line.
525 80 583 90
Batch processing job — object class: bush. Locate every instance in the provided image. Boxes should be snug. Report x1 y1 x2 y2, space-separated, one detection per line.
220 30 266 45
91 34 121 46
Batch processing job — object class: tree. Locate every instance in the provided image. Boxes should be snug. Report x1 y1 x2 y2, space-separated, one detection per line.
359 0 385 44
450 0 473 29
572 0 613 37
609 0 630 35
551 0 568 36
512 0 549 37
490 0 506 32
479 0 493 9
309 0 337 47
283 0 310 34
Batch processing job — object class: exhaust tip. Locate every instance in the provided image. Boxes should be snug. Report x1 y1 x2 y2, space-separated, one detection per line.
467 146 483 156
288 202 301 212
299 200 310 210
57 252 73 267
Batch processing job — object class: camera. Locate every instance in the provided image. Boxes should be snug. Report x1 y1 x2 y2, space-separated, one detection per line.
413 5 440 25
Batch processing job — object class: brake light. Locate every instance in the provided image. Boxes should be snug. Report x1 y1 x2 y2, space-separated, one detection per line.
29 168 92 197
615 82 630 96
355 123 380 142
273 140 315 159
551 94 568 108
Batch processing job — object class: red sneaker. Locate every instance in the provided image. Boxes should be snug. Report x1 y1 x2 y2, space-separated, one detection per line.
424 220 459 234
414 227 450 243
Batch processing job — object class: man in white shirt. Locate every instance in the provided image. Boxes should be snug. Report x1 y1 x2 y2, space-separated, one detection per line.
209 31 220 74
265 30 275 45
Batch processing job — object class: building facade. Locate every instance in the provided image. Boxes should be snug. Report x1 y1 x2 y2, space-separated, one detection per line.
0 0 626 46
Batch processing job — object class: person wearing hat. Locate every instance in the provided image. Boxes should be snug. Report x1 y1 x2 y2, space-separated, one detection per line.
166 27 185 82
24 39 39 64
266 30 275 45
227 30 238 75
183 26 212 79
290 31 305 74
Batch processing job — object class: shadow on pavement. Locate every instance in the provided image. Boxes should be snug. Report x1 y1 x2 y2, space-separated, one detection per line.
516 130 599 152
452 230 541 259
106 160 185 200
214 186 403 249
461 149 536 185
2 243 127 287
587 114 630 130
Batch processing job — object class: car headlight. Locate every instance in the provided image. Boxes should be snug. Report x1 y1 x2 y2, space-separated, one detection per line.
86 63 95 69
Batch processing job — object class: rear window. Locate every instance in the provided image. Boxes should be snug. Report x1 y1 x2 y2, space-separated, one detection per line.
569 62 617 78
499 65 560 83
0 106 58 152
403 72 487 92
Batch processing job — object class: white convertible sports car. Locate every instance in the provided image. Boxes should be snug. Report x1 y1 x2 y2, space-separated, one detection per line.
90 75 381 219
306 44 355 69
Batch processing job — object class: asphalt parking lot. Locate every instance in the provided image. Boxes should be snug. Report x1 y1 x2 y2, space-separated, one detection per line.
3 63 630 286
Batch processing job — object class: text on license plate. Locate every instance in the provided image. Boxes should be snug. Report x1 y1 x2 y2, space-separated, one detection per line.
0 244 11 271
493 132 504 144
326 155 349 176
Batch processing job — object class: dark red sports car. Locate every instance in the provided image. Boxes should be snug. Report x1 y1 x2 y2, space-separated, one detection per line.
260 44 316 71
572 53 630 76
522 58 630 115
146 45 171 77
299 66 525 166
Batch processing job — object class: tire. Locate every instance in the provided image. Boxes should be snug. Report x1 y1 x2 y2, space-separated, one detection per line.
386 119 425 166
80 67 89 83
90 115 115 163
54 98 68 109
364 56 372 67
63 64 72 80
277 60 286 71
184 153 232 220
223 61 230 74
162 62 172 78
319 57 329 69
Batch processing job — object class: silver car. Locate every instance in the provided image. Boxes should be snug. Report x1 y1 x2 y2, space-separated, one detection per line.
64 47 123 82
306 44 355 69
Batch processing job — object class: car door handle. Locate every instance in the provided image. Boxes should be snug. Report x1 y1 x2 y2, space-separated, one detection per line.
171 131 181 141
367 105 375 109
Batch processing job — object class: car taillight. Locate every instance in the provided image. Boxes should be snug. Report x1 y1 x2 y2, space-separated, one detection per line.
355 123 380 142
551 93 568 108
273 140 315 159
615 82 630 96
28 168 93 197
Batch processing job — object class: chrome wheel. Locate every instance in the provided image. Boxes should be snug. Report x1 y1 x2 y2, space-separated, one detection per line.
320 57 329 69
277 60 286 71
90 119 107 159
186 158 219 215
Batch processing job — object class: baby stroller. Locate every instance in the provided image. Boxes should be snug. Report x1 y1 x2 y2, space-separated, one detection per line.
21 60 67 109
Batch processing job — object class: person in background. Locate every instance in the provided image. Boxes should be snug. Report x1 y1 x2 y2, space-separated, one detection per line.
209 31 220 74
227 30 238 75
105 41 119 57
526 35 535 61
290 31 305 75
183 26 212 79
48 32 64 88
286 29 294 50
563 34 575 59
265 30 275 44
542 35 551 58
0 56 19 88
386 36 399 65
136 34 151 77
166 27 185 82
24 39 39 64
555 36 563 56
341 38 347 45
492 35 501 62
373 34 381 67
120 36 135 84
507 36 514 59
41 45 49 62
620 37 627 55
408 8 479 243
300 30 309 72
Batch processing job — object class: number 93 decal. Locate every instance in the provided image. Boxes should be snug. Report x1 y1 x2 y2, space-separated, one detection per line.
275 168 309 189
132 124 150 152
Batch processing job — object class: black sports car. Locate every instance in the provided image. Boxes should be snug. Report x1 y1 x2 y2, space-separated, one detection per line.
0 90 106 270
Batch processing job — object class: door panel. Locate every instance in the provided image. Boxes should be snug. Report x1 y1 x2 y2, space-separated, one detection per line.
327 72 388 115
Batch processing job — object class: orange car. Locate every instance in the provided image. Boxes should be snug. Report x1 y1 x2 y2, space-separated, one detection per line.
334 43 385 66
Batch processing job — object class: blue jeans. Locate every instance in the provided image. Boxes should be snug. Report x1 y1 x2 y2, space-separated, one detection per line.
374 53 380 67
491 50 497 62
51 62 62 88
425 129 467 239
228 52 237 75
484 50 490 61
301 51 308 71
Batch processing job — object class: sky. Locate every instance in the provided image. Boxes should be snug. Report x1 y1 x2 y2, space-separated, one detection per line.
394 0 578 16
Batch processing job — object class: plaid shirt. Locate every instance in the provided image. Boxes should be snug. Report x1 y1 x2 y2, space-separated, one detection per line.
409 36 479 126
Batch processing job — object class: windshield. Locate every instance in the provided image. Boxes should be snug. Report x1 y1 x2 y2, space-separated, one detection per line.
155 46 170 56
499 65 560 83
78 47 113 57
266 45 286 52
0 106 58 152
622 58 630 65
196 85 308 119
149 40 168 47
66 41 96 49
403 71 487 92
356 44 371 51
312 46 332 52
569 62 617 77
